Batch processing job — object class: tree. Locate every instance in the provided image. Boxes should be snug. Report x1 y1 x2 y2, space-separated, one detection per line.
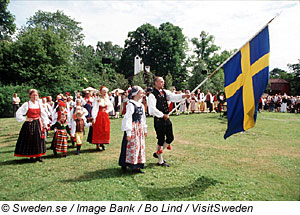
120 22 188 89
26 10 84 47
189 31 232 93
132 72 146 89
120 23 158 78
0 0 16 40
288 60 300 95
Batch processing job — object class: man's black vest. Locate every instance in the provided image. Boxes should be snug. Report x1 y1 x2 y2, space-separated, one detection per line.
152 88 169 114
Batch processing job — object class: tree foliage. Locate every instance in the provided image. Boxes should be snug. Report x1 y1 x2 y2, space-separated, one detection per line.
120 22 188 89
189 32 233 93
26 10 84 47
0 0 16 40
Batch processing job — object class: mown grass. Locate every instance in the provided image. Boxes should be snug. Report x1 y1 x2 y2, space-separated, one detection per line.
0 112 299 201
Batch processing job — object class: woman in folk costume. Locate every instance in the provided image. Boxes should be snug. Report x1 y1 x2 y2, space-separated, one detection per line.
190 93 197 113
121 91 129 117
119 86 147 173
50 113 71 157
92 86 113 151
71 107 92 155
15 89 49 162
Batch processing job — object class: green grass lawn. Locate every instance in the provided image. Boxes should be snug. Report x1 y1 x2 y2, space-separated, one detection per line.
0 112 299 201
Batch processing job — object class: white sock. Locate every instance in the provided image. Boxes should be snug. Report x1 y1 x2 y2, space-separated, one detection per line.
157 145 164 164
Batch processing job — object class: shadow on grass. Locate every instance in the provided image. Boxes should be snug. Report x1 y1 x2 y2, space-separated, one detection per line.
139 175 220 201
61 167 133 183
2 135 19 143
0 158 37 166
0 149 14 154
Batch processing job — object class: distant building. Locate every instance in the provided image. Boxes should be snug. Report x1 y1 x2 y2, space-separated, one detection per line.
269 79 290 95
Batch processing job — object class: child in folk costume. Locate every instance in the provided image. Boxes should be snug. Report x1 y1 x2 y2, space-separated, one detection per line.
71 107 92 155
190 93 197 113
50 102 70 149
91 86 113 151
119 86 147 173
50 113 71 157
15 89 49 162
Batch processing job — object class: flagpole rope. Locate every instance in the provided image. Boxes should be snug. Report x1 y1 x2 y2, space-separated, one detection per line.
168 13 280 116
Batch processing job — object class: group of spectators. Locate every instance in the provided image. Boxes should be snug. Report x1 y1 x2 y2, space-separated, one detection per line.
12 90 300 119
259 94 300 113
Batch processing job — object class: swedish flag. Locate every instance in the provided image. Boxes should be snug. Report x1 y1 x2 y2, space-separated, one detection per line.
224 26 270 139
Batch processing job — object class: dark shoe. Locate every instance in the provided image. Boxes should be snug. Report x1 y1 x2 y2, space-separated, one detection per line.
36 157 43 162
157 162 170 167
153 152 158 158
53 149 57 156
63 154 67 157
76 145 81 155
121 166 127 173
133 168 145 174
101 144 106 151
29 157 36 162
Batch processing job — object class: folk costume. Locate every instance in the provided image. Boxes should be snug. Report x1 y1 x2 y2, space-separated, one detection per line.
15 101 49 159
198 92 205 112
114 94 121 118
91 92 113 149
121 95 129 116
205 92 213 112
190 95 197 113
119 96 147 173
71 110 92 155
84 95 94 122
148 88 183 166
51 120 71 157
50 102 70 149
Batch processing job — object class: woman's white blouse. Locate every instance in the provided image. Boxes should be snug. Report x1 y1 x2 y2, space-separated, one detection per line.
16 101 50 127
91 97 113 119
121 100 147 137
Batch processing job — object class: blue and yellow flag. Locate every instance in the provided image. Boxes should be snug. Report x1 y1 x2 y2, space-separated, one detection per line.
224 26 270 139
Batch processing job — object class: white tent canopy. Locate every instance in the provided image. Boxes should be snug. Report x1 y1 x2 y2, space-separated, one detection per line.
83 87 97 92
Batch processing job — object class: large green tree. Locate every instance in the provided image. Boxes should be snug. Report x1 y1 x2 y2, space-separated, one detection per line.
26 10 84 47
120 22 188 89
189 31 232 93
0 0 16 40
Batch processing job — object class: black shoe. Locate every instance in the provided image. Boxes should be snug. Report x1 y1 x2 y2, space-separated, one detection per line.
133 168 145 174
121 166 127 173
63 154 67 157
101 144 106 151
157 162 170 167
76 145 81 155
153 152 158 158
36 157 43 162
29 157 36 162
53 149 57 156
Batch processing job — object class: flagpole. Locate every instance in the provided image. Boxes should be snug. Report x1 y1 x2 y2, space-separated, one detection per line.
168 13 280 115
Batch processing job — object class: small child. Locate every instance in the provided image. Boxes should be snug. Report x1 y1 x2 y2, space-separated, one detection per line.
51 113 71 157
119 86 147 173
71 107 92 155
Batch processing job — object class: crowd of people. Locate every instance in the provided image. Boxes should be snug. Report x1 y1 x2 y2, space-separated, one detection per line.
12 79 300 173
259 94 300 113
